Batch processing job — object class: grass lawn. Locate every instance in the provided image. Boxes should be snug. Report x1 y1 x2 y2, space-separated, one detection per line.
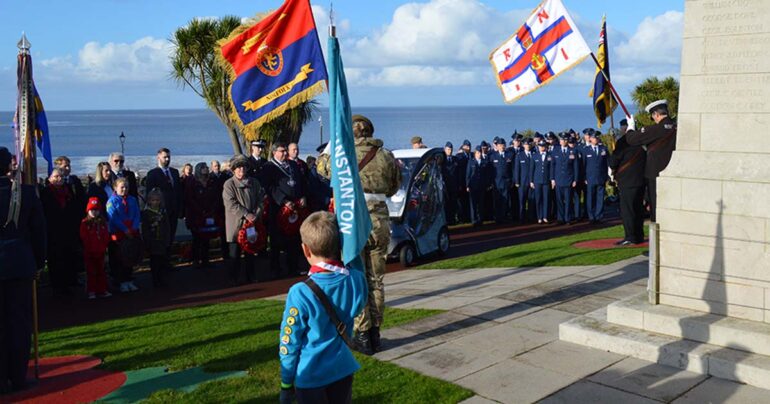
420 224 648 269
39 299 472 403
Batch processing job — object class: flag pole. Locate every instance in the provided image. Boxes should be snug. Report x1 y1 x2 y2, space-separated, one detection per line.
18 33 40 379
589 52 630 118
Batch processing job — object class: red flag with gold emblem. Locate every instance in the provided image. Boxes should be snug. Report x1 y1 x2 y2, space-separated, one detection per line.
218 0 327 130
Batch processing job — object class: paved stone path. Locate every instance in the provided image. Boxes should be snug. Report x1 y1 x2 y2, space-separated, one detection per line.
377 256 769 403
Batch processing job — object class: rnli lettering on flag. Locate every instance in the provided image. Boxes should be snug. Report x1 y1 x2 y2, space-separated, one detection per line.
489 0 591 103
218 0 327 130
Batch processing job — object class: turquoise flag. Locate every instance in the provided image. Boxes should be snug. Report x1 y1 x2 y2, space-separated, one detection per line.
328 34 372 267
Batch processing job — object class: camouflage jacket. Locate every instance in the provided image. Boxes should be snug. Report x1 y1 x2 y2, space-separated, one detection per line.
317 137 401 207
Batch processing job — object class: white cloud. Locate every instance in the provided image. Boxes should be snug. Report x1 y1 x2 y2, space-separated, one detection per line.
348 0 527 68
614 11 683 66
40 37 172 83
77 37 172 82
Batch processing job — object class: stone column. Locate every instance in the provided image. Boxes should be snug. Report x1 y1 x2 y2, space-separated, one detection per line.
656 0 770 323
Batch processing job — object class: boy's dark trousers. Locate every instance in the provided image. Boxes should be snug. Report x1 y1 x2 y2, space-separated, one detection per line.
295 374 353 404
149 254 169 287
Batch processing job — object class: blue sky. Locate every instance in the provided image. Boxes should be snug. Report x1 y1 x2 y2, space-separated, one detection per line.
0 0 684 111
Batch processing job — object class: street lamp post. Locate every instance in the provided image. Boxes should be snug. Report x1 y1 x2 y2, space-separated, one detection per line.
119 131 126 155
318 116 323 145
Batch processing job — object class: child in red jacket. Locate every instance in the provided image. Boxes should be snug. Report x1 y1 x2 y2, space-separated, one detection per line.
80 197 112 299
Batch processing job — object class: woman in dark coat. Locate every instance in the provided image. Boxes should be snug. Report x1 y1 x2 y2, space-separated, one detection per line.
184 162 224 267
40 168 84 296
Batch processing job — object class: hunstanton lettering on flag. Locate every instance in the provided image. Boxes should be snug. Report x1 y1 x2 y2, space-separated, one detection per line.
489 0 591 103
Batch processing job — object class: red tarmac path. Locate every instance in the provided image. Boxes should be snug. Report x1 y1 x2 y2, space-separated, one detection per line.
38 214 621 332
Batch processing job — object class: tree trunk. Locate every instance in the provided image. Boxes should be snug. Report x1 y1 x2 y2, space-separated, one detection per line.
228 125 243 155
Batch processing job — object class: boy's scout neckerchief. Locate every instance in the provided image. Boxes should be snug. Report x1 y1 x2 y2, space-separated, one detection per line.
309 261 348 276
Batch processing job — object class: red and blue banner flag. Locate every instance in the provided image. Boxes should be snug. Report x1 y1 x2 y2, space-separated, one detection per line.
218 0 327 131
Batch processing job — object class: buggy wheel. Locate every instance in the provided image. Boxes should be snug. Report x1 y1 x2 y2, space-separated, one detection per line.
399 243 416 267
437 227 450 256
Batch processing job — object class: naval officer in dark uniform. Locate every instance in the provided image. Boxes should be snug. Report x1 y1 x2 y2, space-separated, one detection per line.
0 147 46 393
625 100 677 222
610 120 647 245
247 139 268 180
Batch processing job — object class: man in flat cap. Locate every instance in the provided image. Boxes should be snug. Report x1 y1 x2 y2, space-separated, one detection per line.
248 139 267 180
625 100 677 222
0 147 46 393
410 136 425 149
442 142 459 225
317 114 401 355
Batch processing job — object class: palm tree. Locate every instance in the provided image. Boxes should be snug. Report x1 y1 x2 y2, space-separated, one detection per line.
253 101 318 146
630 76 679 126
170 16 244 155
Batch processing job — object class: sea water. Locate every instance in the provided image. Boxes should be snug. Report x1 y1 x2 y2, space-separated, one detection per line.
0 105 605 176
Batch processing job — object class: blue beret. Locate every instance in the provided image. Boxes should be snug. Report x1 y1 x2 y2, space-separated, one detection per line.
475 145 482 152
481 141 489 147
445 141 453 149
462 139 471 146
619 118 628 126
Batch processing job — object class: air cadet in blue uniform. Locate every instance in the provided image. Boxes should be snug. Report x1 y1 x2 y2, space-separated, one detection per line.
466 146 488 226
490 138 512 223
551 133 579 224
513 138 535 223
584 132 609 223
442 142 460 225
507 133 523 221
530 140 553 224
570 136 586 221
480 140 494 222
456 139 472 223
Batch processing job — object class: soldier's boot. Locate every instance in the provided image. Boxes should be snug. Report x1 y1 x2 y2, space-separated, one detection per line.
354 330 374 356
369 326 382 353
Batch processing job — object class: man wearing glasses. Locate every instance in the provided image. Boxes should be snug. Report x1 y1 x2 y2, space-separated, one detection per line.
108 152 138 197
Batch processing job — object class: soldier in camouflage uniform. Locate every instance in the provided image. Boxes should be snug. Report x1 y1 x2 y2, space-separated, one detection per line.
317 114 401 355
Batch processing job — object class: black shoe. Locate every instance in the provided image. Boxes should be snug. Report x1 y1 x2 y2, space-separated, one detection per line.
369 327 382 353
614 239 627 246
11 378 37 392
619 240 633 246
354 330 374 356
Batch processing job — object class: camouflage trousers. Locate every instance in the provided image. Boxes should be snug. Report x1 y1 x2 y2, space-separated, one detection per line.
354 204 390 332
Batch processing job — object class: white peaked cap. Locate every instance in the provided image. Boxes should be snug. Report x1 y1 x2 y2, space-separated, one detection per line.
645 100 668 113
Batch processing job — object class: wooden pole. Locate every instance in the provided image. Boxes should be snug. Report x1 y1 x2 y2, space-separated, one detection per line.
589 53 631 118
32 278 40 379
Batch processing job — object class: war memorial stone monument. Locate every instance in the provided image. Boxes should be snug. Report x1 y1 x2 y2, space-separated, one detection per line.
560 0 770 389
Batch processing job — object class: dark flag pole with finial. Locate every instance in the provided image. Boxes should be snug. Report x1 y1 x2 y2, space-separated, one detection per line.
15 32 41 379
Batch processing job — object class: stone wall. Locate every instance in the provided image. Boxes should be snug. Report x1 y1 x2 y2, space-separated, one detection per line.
657 0 770 323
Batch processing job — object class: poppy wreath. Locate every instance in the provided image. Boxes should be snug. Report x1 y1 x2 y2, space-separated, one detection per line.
237 219 268 255
328 197 335 213
278 203 309 236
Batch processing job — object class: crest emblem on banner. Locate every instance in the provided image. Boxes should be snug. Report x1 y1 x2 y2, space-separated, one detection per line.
257 46 283 76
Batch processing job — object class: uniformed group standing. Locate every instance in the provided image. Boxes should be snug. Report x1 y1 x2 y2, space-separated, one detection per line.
441 128 615 227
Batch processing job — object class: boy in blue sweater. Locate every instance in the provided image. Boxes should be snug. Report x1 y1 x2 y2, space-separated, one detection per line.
279 211 367 404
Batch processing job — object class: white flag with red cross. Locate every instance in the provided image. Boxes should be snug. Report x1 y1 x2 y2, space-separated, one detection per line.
490 0 591 103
